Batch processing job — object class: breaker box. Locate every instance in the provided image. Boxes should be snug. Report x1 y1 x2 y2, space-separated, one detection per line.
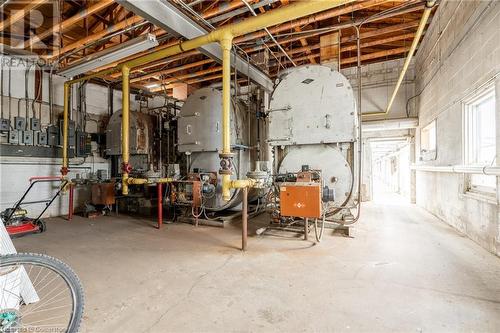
14 117 26 130
30 118 40 131
59 120 75 147
0 118 10 131
279 182 322 218
37 131 48 145
47 125 59 146
22 130 33 145
75 131 91 157
8 131 19 144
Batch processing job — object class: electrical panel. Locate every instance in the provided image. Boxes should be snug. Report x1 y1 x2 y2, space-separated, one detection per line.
59 120 75 147
14 117 26 130
76 131 91 157
279 183 322 218
30 118 40 131
0 118 10 131
22 130 33 145
37 131 48 145
47 125 59 146
8 131 19 144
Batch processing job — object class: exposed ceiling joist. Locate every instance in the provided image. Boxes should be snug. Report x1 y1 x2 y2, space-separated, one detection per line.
117 0 274 91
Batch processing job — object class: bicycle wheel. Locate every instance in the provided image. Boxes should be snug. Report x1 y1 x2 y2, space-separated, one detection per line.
0 253 84 333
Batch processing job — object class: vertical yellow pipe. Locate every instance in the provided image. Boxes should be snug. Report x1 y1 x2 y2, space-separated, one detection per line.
220 35 233 201
122 66 131 195
61 83 70 176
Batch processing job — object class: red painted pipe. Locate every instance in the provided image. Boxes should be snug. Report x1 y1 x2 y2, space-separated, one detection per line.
157 183 163 229
68 184 74 221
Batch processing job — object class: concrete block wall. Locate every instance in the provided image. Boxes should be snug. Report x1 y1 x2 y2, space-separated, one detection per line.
414 0 500 256
343 59 416 202
342 58 416 119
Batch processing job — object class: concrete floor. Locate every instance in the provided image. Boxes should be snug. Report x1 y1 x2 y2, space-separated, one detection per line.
13 194 500 332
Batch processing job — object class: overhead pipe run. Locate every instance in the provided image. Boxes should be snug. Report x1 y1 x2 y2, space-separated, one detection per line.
61 0 356 197
362 0 436 118
411 165 500 176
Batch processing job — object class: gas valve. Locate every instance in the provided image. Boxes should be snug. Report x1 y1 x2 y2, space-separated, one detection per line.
122 162 133 174
218 153 234 175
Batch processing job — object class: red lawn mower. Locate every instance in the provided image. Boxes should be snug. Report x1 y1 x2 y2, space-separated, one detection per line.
1 176 68 237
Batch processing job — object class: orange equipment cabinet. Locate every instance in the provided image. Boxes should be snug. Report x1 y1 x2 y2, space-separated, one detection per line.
279 182 322 218
91 183 115 205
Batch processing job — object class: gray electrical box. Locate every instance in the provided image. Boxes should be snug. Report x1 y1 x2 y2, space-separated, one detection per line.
14 117 26 130
37 131 48 145
0 118 10 131
47 125 59 146
75 131 91 157
8 131 19 144
96 169 107 180
22 130 33 145
59 120 75 147
30 118 40 131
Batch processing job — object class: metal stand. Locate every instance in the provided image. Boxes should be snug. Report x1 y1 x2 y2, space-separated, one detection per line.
4 176 69 226
242 187 248 251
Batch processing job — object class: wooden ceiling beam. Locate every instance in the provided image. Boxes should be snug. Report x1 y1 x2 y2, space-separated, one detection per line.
22 0 114 50
0 0 49 32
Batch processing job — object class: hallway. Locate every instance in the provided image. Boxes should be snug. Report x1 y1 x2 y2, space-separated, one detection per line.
13 199 500 332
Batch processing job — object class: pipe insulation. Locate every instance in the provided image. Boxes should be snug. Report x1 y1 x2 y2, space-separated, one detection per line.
411 165 500 176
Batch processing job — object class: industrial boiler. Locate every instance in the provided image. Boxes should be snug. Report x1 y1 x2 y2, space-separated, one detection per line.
267 65 359 234
177 87 259 212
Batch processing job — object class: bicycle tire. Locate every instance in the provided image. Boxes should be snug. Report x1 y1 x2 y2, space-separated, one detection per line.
0 253 84 333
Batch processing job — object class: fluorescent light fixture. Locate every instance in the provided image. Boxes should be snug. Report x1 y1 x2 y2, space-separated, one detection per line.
362 118 419 132
58 33 159 78
145 83 160 89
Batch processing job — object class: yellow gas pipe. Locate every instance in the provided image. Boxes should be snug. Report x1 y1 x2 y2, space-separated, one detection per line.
60 0 356 196
61 83 70 176
121 66 131 194
362 0 436 118
220 34 233 201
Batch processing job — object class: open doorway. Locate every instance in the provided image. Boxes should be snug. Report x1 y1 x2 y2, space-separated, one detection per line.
370 139 411 204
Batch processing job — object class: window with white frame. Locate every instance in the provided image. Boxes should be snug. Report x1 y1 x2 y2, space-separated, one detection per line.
420 120 436 160
464 84 496 194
